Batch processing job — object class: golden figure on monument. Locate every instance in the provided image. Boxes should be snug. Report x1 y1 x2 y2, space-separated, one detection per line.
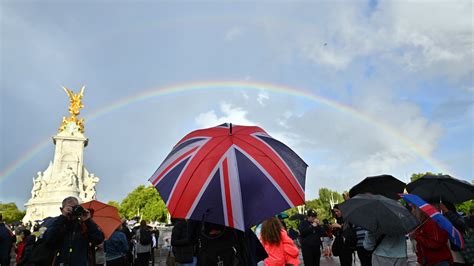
59 86 85 133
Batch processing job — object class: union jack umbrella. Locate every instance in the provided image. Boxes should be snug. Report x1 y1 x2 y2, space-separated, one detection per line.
149 123 308 231
400 193 464 249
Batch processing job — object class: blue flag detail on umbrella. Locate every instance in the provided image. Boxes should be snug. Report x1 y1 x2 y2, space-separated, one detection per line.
400 193 464 249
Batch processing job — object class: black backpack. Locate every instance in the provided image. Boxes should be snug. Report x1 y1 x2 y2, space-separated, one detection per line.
342 223 357 249
28 236 58 265
139 227 152 245
197 225 243 266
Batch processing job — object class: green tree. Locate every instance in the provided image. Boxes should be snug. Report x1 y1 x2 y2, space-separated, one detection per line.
119 185 168 222
0 202 26 223
284 188 344 229
308 188 344 222
107 200 120 209
457 200 474 215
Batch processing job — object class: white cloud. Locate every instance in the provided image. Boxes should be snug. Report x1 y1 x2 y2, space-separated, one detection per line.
224 26 244 41
261 1 473 79
257 91 269 106
195 102 255 128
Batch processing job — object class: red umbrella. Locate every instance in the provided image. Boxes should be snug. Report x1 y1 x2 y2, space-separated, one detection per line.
149 123 307 231
81 200 122 240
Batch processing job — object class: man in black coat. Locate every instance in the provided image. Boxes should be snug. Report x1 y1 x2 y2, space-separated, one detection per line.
0 214 14 266
298 209 325 266
43 196 105 266
171 218 195 264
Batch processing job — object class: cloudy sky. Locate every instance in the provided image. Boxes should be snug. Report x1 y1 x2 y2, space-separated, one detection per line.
1 0 473 209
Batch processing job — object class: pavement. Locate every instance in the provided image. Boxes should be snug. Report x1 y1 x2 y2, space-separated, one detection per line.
8 236 418 265
152 239 419 265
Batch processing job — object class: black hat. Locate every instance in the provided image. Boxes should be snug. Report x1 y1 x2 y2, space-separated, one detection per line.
307 209 317 217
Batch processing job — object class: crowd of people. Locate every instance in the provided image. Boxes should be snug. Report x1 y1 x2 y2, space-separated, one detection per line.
167 191 474 266
1 193 473 266
0 197 160 266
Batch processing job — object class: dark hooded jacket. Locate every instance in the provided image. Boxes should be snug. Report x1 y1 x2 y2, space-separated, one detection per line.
43 215 104 266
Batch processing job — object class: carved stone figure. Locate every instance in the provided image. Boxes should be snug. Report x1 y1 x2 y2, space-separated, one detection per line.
32 175 43 199
82 174 99 200
61 165 77 187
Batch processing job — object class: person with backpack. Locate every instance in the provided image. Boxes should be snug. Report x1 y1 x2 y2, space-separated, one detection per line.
39 196 105 266
331 204 357 266
260 217 300 266
134 220 152 266
171 218 196 265
298 209 325 266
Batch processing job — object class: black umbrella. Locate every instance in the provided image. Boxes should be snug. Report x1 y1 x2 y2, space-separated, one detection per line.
349 174 405 200
406 174 474 204
339 194 418 236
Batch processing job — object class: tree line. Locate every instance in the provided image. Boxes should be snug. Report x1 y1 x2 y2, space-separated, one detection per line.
1 172 472 224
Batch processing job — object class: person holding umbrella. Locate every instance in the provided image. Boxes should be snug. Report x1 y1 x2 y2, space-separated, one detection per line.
411 206 453 266
298 209 325 266
363 230 407 265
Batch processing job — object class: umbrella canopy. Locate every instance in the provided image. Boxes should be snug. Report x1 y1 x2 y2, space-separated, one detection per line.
406 174 474 204
400 193 464 249
349 174 406 200
81 200 122 240
149 123 307 231
339 194 418 236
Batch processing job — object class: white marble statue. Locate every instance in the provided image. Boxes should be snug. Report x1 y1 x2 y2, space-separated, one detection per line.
82 174 99 200
31 174 43 199
61 165 78 187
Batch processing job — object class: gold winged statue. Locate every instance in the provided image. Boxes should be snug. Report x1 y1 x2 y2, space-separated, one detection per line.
59 86 85 133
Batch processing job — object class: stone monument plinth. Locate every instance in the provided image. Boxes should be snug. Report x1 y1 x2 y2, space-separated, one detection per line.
23 86 99 224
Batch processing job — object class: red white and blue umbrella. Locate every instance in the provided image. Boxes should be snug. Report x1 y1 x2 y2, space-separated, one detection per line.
149 123 307 231
400 193 464 249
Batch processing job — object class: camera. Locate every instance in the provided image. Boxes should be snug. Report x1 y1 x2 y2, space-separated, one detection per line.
70 205 85 217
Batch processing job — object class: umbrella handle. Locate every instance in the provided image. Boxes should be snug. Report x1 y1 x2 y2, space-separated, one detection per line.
408 217 430 236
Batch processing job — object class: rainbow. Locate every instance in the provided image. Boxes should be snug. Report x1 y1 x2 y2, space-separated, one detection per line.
0 80 451 181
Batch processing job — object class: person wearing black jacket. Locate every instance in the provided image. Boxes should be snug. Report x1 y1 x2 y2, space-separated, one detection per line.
298 210 325 266
119 220 133 265
0 214 14 266
17 235 36 266
171 219 196 265
331 205 355 266
43 196 105 266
